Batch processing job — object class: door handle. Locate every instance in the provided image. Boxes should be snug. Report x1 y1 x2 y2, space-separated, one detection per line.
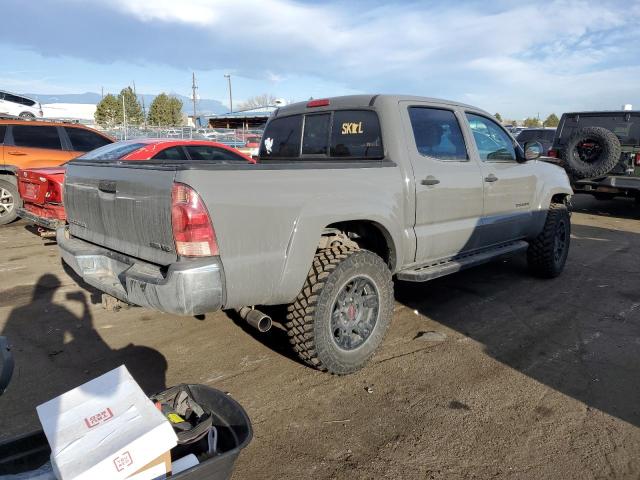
421 176 440 186
484 174 498 183
7 151 26 156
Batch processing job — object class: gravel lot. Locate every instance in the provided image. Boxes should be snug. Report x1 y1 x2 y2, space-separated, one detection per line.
1 194 639 479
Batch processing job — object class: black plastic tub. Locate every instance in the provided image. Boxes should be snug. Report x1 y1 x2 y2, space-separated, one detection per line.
0 384 252 480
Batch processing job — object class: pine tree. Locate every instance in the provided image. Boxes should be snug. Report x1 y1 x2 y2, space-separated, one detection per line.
543 113 559 127
523 117 542 128
148 93 184 126
94 94 120 128
117 87 144 125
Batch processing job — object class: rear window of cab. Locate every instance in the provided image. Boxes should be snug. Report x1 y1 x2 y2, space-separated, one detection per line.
259 110 383 160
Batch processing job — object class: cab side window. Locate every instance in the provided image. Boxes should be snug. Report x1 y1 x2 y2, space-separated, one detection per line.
409 107 468 161
466 113 516 161
12 126 62 150
0 126 6 144
185 145 247 161
152 146 185 160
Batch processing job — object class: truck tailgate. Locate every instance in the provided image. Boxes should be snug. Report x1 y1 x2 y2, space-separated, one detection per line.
64 164 177 265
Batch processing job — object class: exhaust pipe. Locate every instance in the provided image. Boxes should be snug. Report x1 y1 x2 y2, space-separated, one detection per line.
38 227 56 238
237 307 272 333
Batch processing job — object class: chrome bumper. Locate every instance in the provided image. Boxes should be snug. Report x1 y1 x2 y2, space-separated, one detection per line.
57 229 225 316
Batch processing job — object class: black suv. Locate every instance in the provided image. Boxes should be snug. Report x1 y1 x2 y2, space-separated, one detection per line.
549 111 640 201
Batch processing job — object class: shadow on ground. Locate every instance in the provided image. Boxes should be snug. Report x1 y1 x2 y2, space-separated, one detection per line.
1 274 168 415
395 220 640 427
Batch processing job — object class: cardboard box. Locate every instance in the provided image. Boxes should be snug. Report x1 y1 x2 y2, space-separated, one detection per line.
37 366 177 480
128 451 172 480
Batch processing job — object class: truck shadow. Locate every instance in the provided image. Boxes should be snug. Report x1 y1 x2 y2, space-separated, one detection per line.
571 193 640 220
394 221 640 427
225 306 302 364
0 274 168 438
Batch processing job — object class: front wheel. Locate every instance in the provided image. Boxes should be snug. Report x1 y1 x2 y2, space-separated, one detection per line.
527 203 571 278
285 246 394 374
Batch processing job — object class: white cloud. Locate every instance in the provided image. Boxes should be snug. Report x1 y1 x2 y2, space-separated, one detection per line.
14 0 640 116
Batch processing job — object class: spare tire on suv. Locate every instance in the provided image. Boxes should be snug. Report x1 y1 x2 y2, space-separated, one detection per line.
562 126 621 179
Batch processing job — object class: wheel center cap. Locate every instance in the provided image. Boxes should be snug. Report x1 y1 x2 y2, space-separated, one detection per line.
347 304 357 321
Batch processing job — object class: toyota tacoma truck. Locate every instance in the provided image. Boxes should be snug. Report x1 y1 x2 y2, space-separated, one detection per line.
58 95 573 374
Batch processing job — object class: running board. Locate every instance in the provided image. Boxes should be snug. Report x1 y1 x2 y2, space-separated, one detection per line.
397 241 529 282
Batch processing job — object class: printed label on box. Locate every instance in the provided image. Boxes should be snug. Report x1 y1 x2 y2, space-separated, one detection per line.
113 451 133 472
84 407 114 428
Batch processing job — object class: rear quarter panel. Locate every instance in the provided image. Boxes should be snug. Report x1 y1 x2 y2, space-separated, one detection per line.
177 164 410 308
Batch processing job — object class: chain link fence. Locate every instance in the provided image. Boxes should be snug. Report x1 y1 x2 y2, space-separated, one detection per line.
102 125 263 149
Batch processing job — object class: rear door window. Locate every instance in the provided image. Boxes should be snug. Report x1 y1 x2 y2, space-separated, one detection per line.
65 127 112 152
184 145 248 162
12 126 62 150
260 115 303 158
330 110 383 158
302 114 330 155
408 107 468 161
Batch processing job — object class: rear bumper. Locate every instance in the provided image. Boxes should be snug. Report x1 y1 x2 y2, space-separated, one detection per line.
17 207 65 230
57 229 225 316
573 176 640 193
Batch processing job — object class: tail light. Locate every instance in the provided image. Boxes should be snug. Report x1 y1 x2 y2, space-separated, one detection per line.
171 183 218 257
44 181 62 203
635 153 640 166
547 148 558 158
307 99 330 108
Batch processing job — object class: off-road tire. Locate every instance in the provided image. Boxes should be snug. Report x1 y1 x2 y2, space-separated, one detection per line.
0 180 20 226
285 246 394 375
562 126 621 179
527 203 570 278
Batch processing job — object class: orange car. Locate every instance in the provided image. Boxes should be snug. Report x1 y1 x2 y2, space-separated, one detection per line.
0 117 113 225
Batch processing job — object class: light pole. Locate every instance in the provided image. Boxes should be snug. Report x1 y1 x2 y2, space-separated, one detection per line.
224 74 233 113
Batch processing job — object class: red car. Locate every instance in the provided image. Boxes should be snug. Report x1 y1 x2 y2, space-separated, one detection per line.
17 139 256 231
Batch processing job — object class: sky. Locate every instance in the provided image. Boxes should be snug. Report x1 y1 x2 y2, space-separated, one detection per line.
1 0 639 119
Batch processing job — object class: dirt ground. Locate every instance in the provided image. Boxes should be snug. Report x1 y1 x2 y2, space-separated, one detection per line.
1 194 639 479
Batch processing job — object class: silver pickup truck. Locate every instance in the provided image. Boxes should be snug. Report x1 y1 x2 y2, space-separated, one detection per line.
58 95 573 374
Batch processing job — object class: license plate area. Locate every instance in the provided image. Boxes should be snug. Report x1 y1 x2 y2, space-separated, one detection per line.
23 183 39 200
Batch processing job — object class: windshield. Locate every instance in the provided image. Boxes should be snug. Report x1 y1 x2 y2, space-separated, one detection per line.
74 142 145 161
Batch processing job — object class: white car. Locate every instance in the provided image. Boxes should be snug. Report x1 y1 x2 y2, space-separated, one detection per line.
0 90 43 119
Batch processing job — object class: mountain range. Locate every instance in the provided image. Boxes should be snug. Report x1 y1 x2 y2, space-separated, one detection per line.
22 92 228 115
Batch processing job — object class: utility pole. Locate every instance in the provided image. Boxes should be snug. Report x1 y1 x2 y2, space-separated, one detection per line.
101 86 104 99
192 72 198 126
122 95 127 141
224 74 233 113
141 95 146 129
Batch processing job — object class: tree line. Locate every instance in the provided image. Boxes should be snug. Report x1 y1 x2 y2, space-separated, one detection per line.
94 87 184 128
494 112 559 128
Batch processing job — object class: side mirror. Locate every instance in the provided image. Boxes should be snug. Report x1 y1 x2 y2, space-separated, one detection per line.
524 141 543 161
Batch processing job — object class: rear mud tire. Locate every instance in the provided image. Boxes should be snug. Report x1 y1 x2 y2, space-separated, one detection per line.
285 246 394 375
527 203 571 278
562 126 621 179
0 180 20 226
